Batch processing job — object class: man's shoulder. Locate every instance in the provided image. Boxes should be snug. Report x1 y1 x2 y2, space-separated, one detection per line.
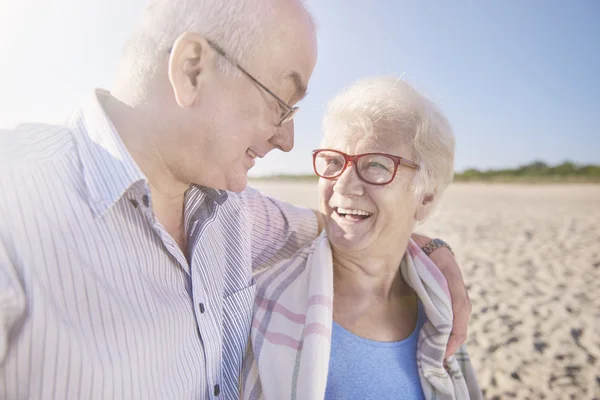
225 186 269 214
0 122 75 165
0 123 83 217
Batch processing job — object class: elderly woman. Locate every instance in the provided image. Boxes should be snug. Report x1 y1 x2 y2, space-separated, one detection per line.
242 77 481 400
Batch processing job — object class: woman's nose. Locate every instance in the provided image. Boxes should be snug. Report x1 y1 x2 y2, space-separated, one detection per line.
333 162 364 196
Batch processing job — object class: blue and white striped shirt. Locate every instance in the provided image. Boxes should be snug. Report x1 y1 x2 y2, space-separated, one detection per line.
0 90 318 399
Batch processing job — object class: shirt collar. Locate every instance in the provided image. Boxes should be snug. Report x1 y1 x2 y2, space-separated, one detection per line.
68 89 147 217
192 185 229 205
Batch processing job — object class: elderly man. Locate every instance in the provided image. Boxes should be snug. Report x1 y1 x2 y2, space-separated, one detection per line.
0 0 470 399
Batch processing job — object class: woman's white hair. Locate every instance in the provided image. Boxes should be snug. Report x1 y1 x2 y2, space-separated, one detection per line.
323 76 455 204
115 0 307 102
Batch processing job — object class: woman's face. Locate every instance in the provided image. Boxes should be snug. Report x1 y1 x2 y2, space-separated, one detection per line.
318 128 422 256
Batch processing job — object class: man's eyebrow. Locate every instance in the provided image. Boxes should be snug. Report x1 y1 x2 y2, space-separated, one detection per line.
288 71 308 101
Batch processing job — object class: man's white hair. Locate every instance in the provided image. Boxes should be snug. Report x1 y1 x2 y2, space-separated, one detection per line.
115 0 306 102
323 76 455 204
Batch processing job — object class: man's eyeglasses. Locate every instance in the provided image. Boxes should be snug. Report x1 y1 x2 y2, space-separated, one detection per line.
312 149 420 186
169 40 299 126
207 41 299 126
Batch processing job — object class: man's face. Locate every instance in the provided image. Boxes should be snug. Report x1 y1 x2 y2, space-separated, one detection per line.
164 3 318 192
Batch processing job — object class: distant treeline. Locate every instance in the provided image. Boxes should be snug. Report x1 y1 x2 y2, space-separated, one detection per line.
454 161 600 183
250 161 600 183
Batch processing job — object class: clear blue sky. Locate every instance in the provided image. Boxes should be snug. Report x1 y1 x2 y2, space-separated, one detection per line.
1 0 598 175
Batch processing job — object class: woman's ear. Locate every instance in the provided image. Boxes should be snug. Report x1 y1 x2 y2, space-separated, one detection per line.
415 192 435 222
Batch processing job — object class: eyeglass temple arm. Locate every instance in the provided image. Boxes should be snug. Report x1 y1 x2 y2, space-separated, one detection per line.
400 158 420 170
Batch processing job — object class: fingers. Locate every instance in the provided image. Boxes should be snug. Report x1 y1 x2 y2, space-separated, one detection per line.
431 249 472 358
446 279 472 357
446 329 467 359
424 244 473 358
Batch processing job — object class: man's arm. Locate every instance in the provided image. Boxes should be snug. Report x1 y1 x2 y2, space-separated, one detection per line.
412 233 472 358
0 238 26 366
245 188 319 272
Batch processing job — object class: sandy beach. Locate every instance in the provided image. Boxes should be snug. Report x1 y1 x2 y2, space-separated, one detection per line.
249 181 600 400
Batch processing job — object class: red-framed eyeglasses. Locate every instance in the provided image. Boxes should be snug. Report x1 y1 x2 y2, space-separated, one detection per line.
312 149 419 185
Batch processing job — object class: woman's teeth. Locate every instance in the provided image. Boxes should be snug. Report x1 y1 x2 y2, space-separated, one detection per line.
336 207 373 219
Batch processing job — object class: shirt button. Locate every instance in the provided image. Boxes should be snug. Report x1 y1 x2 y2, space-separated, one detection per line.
199 303 205 313
129 199 139 208
213 384 220 396
142 194 150 207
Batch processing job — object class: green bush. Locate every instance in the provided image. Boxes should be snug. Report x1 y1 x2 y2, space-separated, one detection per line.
454 161 600 183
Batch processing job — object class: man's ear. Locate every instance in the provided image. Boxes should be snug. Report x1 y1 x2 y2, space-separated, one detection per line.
415 192 435 222
168 32 215 108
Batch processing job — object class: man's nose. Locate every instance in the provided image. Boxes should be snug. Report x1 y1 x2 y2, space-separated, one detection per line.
269 120 294 152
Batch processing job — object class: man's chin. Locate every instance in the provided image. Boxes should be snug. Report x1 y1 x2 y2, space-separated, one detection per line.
223 172 249 193
190 169 248 193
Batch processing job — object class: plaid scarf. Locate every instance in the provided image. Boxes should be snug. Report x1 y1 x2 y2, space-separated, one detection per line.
242 233 482 400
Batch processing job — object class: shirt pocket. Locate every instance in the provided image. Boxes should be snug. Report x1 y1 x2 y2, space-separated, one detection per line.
222 282 256 400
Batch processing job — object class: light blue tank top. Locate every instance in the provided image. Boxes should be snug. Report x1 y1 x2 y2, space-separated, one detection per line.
325 300 426 400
